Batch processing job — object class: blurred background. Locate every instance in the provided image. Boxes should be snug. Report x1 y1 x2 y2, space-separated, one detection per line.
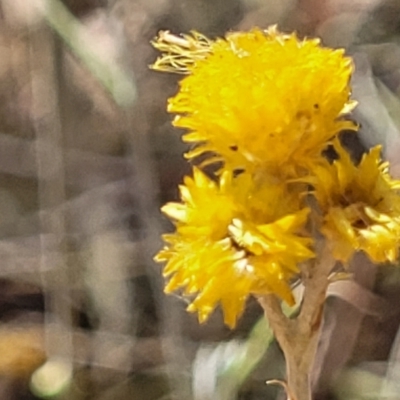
1 0 400 399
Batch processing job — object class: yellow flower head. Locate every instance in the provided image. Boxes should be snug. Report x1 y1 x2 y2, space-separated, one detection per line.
155 168 314 327
152 26 356 177
310 140 400 263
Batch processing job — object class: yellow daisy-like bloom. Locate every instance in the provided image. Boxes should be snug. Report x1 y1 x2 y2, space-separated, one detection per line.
152 26 356 177
155 168 314 327
310 140 400 263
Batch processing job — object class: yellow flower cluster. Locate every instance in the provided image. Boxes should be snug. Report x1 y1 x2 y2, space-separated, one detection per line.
153 26 356 178
310 139 400 263
152 27 400 327
155 168 312 327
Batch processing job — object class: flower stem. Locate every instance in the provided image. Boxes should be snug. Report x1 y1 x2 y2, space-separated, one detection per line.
259 246 336 400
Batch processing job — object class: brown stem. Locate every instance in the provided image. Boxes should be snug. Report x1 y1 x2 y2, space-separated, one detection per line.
260 295 314 400
258 246 336 400
298 246 336 332
283 321 321 400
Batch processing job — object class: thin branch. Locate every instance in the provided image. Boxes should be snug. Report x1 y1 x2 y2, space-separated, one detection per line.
258 294 293 348
298 245 336 333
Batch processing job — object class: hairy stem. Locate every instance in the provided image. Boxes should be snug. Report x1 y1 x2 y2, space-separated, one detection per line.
259 246 336 400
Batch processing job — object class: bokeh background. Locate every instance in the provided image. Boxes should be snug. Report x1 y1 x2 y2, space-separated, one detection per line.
1 0 400 399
